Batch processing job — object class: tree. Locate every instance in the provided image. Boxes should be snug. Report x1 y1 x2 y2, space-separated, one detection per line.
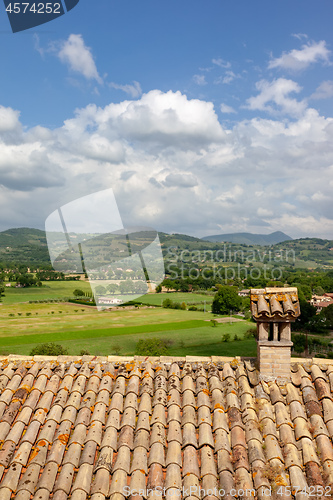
107 283 119 294
16 274 37 287
0 282 4 302
30 343 68 356
73 289 85 297
119 280 135 294
162 298 173 309
319 304 333 329
135 338 169 356
293 299 317 330
313 286 325 296
95 285 107 295
211 286 242 315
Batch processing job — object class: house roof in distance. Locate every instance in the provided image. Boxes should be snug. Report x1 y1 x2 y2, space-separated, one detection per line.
0 354 333 499
250 287 301 321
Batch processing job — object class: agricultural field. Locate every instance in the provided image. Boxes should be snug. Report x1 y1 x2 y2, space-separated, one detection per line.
136 292 214 307
2 281 91 305
0 283 255 357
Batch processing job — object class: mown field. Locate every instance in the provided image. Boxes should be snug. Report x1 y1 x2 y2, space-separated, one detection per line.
136 292 214 306
0 284 255 357
2 281 92 305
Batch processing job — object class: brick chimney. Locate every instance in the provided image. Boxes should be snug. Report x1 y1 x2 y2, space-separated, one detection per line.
250 287 300 381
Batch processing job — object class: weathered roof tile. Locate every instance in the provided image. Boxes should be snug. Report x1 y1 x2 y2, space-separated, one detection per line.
0 356 332 497
183 445 200 477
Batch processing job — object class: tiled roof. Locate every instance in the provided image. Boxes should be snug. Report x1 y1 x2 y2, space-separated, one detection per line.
251 287 300 321
0 355 333 499
316 299 333 309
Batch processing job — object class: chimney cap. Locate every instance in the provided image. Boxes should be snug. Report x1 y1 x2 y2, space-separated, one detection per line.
250 287 300 321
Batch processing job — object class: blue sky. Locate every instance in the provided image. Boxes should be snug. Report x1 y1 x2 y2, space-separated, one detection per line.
0 0 333 238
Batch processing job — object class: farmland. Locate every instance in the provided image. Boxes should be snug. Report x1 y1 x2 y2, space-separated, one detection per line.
0 284 255 357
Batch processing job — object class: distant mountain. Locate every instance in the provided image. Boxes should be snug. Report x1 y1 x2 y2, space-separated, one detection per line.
201 231 293 246
3 228 333 268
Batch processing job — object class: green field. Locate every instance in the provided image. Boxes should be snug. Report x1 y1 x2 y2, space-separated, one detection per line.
0 284 255 357
136 292 214 306
2 281 92 305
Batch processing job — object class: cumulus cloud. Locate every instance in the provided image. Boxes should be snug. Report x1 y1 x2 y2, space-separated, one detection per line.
245 78 307 117
58 34 102 83
311 81 333 100
1 91 333 238
0 105 21 134
109 81 142 98
268 40 331 71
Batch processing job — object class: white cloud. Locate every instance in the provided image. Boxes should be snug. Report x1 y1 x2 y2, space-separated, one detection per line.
212 58 231 69
214 71 240 85
291 33 308 41
220 103 236 114
268 40 331 71
257 207 273 217
33 34 45 57
163 172 198 188
245 78 307 117
269 215 333 237
109 81 142 98
311 81 333 100
58 34 102 84
193 74 207 86
0 105 21 134
1 91 333 238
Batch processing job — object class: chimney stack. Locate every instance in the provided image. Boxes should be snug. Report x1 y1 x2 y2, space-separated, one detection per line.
250 287 300 381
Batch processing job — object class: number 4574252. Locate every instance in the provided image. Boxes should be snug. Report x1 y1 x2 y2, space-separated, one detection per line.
6 3 61 14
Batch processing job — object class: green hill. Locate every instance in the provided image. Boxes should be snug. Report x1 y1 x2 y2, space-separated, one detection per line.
202 231 292 246
0 228 332 268
0 227 49 263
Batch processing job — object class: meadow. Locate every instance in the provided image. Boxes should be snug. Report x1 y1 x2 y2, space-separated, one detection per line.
0 283 255 357
135 292 214 306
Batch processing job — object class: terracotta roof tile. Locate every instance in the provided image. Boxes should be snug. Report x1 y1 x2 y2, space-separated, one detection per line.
151 405 166 427
250 287 300 320
245 420 262 443
183 445 200 477
182 423 198 448
133 429 149 450
279 422 296 446
1 357 333 497
183 390 196 408
183 474 200 499
261 417 278 439
275 401 292 427
138 392 152 414
167 420 182 444
166 440 182 466
290 400 307 421
294 417 312 440
167 404 181 423
214 428 231 453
